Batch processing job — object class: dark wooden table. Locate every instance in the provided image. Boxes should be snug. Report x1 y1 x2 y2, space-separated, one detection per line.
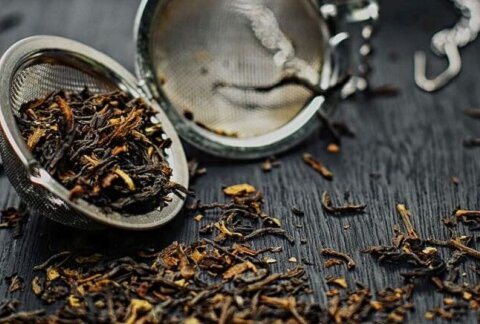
0 0 479 322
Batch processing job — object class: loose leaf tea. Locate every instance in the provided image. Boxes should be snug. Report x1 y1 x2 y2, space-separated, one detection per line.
0 187 323 323
321 191 367 215
192 185 295 245
261 157 281 172
464 108 480 119
324 283 414 323
188 159 207 183
463 138 480 148
16 88 186 214
222 183 256 197
302 153 333 180
0 187 422 323
0 206 27 237
363 200 480 321
321 248 356 270
326 143 340 154
454 209 480 230
396 204 419 239
0 241 321 322
11 186 480 322
6 274 23 293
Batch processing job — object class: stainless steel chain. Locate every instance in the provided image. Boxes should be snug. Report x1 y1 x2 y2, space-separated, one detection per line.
340 20 376 97
415 0 480 92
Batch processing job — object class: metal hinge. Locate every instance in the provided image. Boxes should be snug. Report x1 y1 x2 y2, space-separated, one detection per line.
137 79 156 101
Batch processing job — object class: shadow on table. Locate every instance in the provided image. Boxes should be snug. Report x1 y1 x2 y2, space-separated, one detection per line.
29 208 191 258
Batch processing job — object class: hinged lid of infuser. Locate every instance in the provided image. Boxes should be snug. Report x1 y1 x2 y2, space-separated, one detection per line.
134 0 339 159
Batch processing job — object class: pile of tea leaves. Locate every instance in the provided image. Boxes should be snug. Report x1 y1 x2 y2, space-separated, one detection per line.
364 204 480 321
0 186 423 323
16 88 186 214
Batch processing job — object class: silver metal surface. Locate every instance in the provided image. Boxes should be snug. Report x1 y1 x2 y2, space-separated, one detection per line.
0 36 189 230
136 0 341 159
414 0 480 92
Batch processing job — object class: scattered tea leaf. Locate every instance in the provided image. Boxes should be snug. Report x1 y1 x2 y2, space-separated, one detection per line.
223 183 256 197
6 274 23 293
321 191 366 214
31 277 42 296
302 153 333 180
321 248 356 270
326 143 341 154
324 259 343 268
326 276 348 289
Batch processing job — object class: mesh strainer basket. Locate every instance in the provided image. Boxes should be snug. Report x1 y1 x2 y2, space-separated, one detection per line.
0 37 188 230
0 0 377 229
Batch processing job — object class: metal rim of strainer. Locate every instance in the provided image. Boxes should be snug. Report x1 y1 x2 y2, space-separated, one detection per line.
0 36 189 230
134 0 339 160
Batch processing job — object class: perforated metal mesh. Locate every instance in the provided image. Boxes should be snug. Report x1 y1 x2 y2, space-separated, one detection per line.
10 63 117 114
150 0 325 138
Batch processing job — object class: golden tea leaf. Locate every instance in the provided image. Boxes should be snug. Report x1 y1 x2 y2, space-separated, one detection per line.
223 261 257 280
260 296 296 310
326 276 348 289
180 264 195 279
190 249 204 263
388 312 405 323
455 209 480 217
69 185 86 200
174 279 188 287
262 257 277 264
223 184 256 197
370 300 383 310
214 221 243 238
184 317 201 324
302 153 333 180
111 144 128 156
424 311 435 320
26 128 46 151
422 247 438 256
56 96 74 131
94 300 105 309
46 266 60 281
463 291 473 300
115 168 136 191
31 276 42 296
396 204 419 239
443 298 455 305
125 299 153 324
68 295 82 308
326 143 341 154
233 244 259 257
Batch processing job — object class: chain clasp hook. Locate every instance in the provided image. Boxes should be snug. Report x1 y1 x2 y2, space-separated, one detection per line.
414 41 462 92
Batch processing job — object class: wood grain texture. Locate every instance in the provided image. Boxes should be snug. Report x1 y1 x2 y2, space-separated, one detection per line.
0 0 479 322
